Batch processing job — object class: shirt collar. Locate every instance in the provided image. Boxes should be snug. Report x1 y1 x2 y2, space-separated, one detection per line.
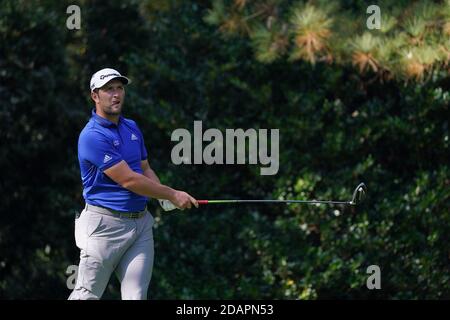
91 109 123 127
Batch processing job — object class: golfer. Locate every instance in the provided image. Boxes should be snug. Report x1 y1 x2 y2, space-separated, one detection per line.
69 68 198 300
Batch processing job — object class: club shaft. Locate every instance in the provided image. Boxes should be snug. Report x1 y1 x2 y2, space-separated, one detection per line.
198 200 352 205
197 183 365 206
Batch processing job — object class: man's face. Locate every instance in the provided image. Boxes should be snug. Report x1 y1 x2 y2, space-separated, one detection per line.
92 79 125 116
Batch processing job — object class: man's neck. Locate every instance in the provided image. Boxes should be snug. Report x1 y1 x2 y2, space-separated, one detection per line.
96 109 120 125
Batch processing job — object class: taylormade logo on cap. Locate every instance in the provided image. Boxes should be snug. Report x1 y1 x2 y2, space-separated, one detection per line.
100 73 120 80
90 68 131 92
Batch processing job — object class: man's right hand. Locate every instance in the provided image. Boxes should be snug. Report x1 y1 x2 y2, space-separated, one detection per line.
170 190 198 210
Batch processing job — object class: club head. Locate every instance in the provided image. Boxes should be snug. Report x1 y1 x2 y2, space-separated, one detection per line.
350 183 367 205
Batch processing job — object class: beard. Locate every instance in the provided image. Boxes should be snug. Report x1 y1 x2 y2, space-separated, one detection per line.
102 103 122 115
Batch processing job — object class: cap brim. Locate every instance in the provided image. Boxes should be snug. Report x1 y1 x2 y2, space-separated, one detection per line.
113 76 131 85
91 76 131 91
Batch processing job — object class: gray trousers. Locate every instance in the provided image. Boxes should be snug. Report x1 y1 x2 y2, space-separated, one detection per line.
68 206 154 300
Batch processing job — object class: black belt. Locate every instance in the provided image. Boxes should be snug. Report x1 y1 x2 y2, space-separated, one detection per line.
85 204 147 219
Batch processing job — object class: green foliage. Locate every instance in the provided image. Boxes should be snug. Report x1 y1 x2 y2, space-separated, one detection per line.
205 0 450 81
0 0 448 299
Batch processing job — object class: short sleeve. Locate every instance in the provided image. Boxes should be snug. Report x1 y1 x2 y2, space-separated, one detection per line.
78 131 123 171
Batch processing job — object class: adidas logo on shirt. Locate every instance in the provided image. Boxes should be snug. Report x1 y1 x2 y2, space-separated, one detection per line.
103 154 112 163
131 134 138 141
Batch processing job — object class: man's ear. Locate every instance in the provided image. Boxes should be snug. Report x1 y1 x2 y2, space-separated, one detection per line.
91 90 99 103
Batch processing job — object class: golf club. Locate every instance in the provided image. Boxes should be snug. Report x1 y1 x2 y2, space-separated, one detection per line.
198 183 367 206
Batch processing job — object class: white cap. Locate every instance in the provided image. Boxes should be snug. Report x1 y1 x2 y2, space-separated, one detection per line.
90 68 131 92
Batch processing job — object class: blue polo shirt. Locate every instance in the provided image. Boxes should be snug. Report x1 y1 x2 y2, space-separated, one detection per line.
78 110 148 212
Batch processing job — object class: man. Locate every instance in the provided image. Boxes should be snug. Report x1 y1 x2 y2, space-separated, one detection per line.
69 68 198 300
